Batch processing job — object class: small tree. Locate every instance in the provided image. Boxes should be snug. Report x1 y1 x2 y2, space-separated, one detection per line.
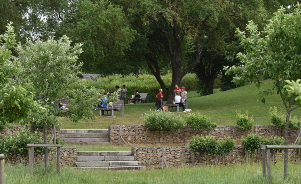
225 4 301 179
0 23 42 130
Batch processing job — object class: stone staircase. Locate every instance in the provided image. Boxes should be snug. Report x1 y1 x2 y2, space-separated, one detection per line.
75 151 146 171
60 129 146 170
60 129 109 145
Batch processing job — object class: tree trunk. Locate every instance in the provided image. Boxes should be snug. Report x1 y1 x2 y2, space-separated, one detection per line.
284 108 291 179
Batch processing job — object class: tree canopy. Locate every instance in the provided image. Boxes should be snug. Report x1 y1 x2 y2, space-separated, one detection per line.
225 3 301 179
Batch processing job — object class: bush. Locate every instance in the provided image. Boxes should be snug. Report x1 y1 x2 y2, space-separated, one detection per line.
0 128 44 155
269 106 300 130
236 111 254 130
143 110 184 131
189 135 235 156
189 136 219 155
264 136 284 153
218 137 236 156
185 113 217 131
242 133 284 153
242 133 264 153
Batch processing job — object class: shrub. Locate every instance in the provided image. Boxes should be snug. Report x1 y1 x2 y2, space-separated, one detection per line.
242 133 284 153
0 128 44 155
185 113 217 131
269 106 300 130
189 136 235 156
236 111 254 130
242 133 264 153
189 136 219 155
218 137 236 156
264 136 284 153
143 110 184 131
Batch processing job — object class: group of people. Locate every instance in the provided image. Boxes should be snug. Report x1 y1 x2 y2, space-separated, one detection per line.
156 84 188 112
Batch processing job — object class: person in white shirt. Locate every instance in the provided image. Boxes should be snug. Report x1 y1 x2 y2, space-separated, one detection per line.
174 92 185 111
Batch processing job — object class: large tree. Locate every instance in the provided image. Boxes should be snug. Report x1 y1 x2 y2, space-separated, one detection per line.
114 0 272 102
225 4 301 179
58 0 137 74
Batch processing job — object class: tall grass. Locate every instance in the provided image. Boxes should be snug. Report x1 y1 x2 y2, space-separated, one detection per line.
5 162 301 184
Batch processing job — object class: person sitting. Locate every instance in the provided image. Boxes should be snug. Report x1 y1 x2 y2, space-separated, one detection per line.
174 92 185 111
100 95 108 108
58 98 68 110
133 89 141 103
181 86 187 104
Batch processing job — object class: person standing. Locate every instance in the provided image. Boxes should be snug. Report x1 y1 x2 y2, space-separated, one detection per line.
121 85 127 104
115 85 122 100
156 89 164 110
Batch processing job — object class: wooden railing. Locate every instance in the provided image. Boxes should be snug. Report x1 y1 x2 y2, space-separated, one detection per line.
0 154 5 184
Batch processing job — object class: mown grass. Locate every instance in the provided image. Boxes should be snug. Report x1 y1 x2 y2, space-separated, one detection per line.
5 162 301 184
59 80 301 129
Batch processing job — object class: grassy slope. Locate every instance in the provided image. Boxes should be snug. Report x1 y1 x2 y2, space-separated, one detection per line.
59 80 301 129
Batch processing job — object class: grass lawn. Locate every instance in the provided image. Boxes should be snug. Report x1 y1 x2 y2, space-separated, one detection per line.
59 80 301 129
5 162 301 184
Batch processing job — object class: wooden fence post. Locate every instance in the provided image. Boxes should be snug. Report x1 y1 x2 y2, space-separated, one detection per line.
261 145 267 177
0 154 5 184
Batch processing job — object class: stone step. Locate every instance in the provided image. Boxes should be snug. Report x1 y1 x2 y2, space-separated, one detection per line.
75 161 138 167
61 133 108 138
77 155 135 162
60 129 108 134
77 151 132 156
64 137 109 143
74 166 146 171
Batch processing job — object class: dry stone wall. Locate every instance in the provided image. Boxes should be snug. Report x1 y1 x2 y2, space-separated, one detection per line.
1 125 76 166
5 147 77 167
132 146 246 169
110 125 299 146
132 146 301 169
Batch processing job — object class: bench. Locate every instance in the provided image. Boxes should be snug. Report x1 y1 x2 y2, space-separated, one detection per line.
99 100 124 116
137 93 149 103
165 104 179 112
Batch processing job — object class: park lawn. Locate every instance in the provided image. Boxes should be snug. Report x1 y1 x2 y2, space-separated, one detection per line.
59 80 301 129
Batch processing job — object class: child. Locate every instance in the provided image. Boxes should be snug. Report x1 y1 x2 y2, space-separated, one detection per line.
156 89 164 110
181 86 187 104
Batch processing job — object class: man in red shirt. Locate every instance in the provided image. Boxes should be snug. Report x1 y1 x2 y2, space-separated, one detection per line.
156 89 164 110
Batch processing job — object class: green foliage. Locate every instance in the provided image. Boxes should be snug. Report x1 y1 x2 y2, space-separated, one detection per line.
189 135 235 156
82 73 198 102
264 136 285 153
15 34 98 122
236 111 254 130
143 110 184 131
242 134 264 153
61 0 136 74
0 23 42 127
242 133 284 153
218 137 236 156
189 136 219 155
185 113 217 131
0 128 44 155
269 107 300 130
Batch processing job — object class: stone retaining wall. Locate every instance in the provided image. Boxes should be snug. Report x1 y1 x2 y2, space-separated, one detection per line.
132 146 301 169
1 125 76 166
110 125 300 146
132 146 246 169
5 147 77 167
